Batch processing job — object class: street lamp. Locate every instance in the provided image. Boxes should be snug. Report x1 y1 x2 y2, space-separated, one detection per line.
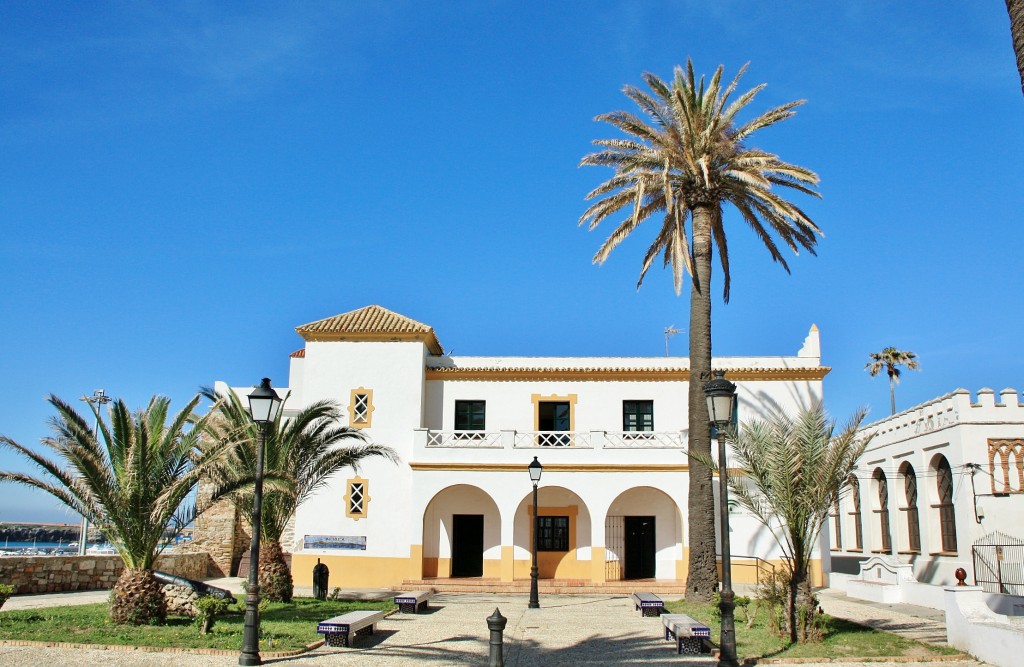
528 456 542 609
239 378 283 667
79 389 111 555
704 369 738 667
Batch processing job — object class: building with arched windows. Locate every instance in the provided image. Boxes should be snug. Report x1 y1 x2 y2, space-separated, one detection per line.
830 387 1024 594
203 305 832 591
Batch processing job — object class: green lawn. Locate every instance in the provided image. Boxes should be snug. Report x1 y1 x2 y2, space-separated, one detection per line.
0 598 394 652
663 599 961 661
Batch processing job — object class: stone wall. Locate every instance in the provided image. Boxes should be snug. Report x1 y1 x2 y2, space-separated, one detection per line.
0 551 212 595
191 477 249 577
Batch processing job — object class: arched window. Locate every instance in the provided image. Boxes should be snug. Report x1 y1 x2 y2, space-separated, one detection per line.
874 469 892 553
848 475 863 550
830 499 842 550
902 464 921 552
936 457 957 553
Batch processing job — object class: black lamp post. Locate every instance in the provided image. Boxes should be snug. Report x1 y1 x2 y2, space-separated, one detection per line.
704 369 739 667
528 456 542 609
239 378 283 667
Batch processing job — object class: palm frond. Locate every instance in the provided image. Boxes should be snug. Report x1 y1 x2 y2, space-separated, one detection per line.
729 404 872 587
581 60 821 297
203 387 398 543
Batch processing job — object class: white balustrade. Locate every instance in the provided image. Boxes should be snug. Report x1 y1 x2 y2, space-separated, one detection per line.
513 431 592 448
603 431 687 449
424 431 503 448
422 430 683 449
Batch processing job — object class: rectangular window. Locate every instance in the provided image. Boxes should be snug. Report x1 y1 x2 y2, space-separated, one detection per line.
537 516 569 551
538 401 571 446
906 507 921 552
455 400 486 430
623 400 654 432
538 402 570 431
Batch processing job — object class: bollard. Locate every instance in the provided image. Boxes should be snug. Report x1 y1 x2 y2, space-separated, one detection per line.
487 607 507 667
312 558 329 600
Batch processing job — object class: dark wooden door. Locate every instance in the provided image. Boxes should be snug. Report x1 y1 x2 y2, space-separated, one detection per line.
624 516 656 579
451 514 484 577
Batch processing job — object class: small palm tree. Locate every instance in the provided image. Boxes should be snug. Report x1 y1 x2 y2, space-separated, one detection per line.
728 404 871 643
0 394 222 624
202 387 397 602
866 347 920 415
580 60 822 599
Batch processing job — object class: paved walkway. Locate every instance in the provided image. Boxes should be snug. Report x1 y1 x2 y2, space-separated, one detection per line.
817 587 949 646
0 585 993 666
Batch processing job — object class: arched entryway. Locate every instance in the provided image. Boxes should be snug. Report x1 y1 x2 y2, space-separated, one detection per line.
604 486 683 581
513 486 591 580
422 485 501 578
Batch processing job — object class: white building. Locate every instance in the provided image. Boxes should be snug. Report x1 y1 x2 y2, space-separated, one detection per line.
213 305 831 590
830 387 1024 596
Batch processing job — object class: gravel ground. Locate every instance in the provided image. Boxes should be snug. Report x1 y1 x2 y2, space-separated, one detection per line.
0 589 995 666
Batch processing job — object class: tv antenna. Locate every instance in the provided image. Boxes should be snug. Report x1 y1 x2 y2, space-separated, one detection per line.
664 325 682 356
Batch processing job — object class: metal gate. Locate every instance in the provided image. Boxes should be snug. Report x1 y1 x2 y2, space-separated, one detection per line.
605 516 624 581
972 531 1024 595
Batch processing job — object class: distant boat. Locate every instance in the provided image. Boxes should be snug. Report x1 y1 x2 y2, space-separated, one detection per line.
86 543 116 555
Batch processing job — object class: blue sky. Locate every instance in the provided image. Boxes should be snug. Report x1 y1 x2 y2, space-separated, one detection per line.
1 2 1021 523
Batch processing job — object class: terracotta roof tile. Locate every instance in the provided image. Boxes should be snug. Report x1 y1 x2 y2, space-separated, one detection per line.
290 348 305 358
295 305 443 353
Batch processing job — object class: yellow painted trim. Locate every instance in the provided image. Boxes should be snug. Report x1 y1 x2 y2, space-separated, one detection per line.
409 544 423 580
410 462 691 472
348 387 374 428
483 558 502 578
716 557 825 587
344 476 369 520
500 545 515 582
292 553 413 588
591 546 606 583
426 367 830 382
531 393 577 433
298 329 443 354
677 548 689 582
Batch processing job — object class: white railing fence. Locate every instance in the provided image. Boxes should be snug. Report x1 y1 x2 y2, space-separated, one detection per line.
421 430 686 449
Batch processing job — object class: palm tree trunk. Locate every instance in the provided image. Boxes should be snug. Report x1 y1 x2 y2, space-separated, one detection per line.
110 567 167 625
685 205 717 601
259 540 294 602
788 561 815 643
889 373 896 415
1008 0 1024 97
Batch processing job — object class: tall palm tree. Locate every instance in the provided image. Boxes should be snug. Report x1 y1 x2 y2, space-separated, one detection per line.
1008 0 1024 97
580 60 822 599
202 387 397 602
728 404 871 643
0 394 222 624
866 346 920 415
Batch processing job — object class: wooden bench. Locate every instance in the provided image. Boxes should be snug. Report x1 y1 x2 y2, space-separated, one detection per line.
394 590 434 613
661 613 711 655
630 592 665 617
317 609 388 648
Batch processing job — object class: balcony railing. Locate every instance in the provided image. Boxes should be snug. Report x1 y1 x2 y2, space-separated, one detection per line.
425 431 503 448
421 429 687 449
514 431 591 448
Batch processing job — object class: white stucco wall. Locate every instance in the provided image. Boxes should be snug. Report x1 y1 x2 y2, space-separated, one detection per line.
832 388 1024 587
216 318 827 580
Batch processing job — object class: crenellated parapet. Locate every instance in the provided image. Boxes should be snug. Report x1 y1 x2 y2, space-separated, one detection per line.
861 388 1023 448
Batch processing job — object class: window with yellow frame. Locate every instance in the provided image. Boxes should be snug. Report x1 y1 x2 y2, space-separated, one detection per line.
348 387 374 428
345 476 369 520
